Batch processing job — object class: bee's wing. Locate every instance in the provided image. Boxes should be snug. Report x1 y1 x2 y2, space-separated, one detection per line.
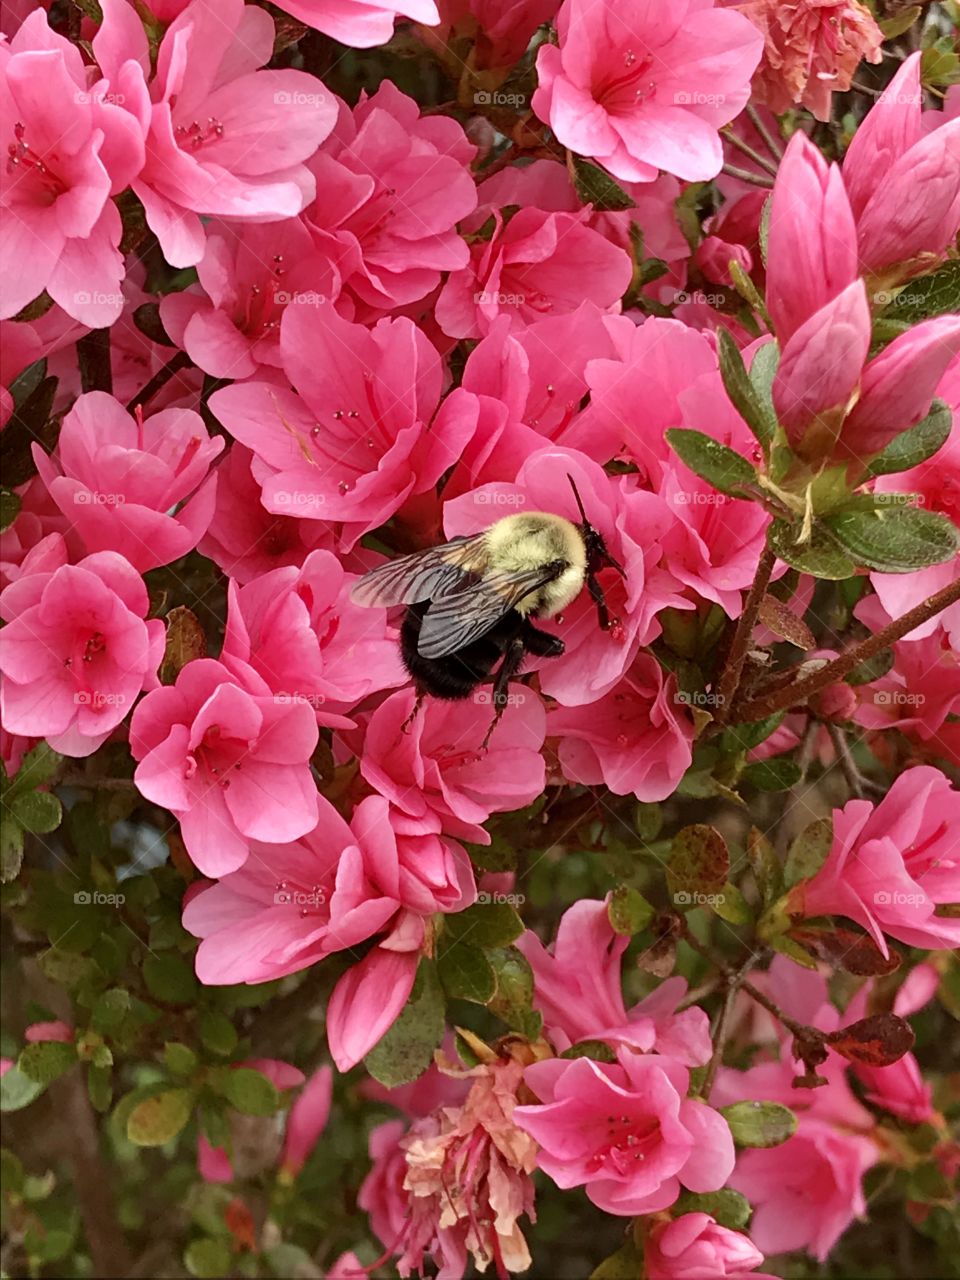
350 534 490 608
417 562 567 660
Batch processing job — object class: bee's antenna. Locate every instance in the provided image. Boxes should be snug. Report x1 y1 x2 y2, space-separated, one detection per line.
566 473 590 527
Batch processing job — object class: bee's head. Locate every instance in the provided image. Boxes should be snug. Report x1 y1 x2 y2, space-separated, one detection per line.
567 475 625 578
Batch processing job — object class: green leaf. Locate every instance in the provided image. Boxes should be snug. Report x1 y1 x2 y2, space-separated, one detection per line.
126 1088 194 1146
741 758 802 792
4 743 62 798
720 1100 797 1147
0 1066 45 1112
444 900 524 950
717 330 777 449
91 988 132 1036
784 817 833 888
438 940 496 1004
143 953 198 1004
860 400 952 480
10 790 62 835
878 4 921 37
675 1188 752 1231
365 960 446 1088
767 518 856 580
221 1068 280 1117
164 1042 199 1078
184 1237 232 1279
770 932 819 969
18 1041 78 1085
590 1237 643 1280
669 824 730 896
87 1063 113 1114
486 947 541 1038
746 828 784 909
720 713 784 755
729 259 771 329
198 1011 238 1057
1 816 24 884
607 885 655 936
665 427 757 497
0 488 21 531
823 506 960 573
559 1040 617 1063
921 44 960 90
159 606 207 685
571 157 636 212
880 261 960 323
712 882 754 926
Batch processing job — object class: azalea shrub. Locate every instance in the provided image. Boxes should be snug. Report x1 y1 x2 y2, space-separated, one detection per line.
2 0 960 1278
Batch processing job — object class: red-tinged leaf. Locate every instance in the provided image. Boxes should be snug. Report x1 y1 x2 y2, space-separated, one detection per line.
669 824 730 895
788 925 902 977
826 1013 915 1067
758 595 815 650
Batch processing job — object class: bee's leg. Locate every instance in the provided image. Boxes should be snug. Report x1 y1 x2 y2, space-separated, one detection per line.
480 637 527 751
588 572 621 636
401 690 426 734
523 621 565 659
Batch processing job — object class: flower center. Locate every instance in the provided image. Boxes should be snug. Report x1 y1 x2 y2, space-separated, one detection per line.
174 117 225 152
6 122 67 203
587 1114 661 1174
238 255 287 338
596 48 656 114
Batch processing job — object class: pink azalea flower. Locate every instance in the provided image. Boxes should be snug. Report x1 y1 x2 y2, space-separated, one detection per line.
844 54 960 278
515 1048 735 1215
442 447 685 706
24 1020 74 1043
159 218 339 380
352 685 546 844
736 0 882 122
280 1066 333 1179
270 0 441 48
221 549 404 722
765 133 858 348
645 1213 777 1280
436 205 632 339
516 898 712 1063
771 280 871 458
181 795 399 982
0 545 164 757
130 658 320 877
305 81 477 315
1 10 143 324
789 766 960 954
549 655 694 801
101 0 338 268
327 944 421 1070
31 392 223 572
209 298 475 551
361 1055 539 1276
198 445 335 585
854 626 960 748
851 965 938 1126
532 0 762 184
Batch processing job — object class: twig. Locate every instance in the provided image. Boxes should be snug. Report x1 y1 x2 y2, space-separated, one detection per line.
826 724 885 800
721 163 774 189
722 128 779 178
702 955 759 1099
740 977 811 1041
76 329 113 395
734 577 960 723
125 349 193 414
715 542 776 724
746 104 783 160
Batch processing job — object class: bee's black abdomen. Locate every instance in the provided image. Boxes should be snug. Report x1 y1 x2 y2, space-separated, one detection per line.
400 602 522 701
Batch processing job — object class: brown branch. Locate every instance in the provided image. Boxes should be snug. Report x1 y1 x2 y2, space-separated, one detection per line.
722 128 779 178
721 163 774 189
125 349 193 414
746 104 783 160
76 329 113 395
701 955 759 1099
714 542 776 724
734 576 960 722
